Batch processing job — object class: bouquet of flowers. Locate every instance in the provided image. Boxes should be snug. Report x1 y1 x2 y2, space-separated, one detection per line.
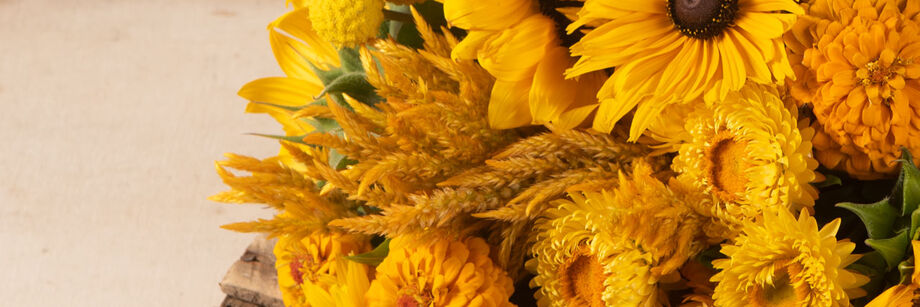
212 0 920 305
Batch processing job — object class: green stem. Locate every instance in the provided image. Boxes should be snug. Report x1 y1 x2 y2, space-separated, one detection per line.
383 9 413 23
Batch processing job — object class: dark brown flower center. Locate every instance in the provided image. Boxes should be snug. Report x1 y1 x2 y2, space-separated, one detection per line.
668 0 738 39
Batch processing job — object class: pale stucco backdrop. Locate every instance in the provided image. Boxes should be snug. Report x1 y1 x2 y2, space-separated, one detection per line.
0 0 293 305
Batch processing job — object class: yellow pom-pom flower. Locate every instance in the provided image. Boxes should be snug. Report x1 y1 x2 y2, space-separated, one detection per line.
365 236 515 307
711 209 869 307
309 0 384 47
788 0 920 179
657 83 819 232
274 232 370 307
530 161 719 307
565 0 803 140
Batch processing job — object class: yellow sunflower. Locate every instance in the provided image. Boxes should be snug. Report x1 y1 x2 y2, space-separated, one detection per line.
237 4 341 168
365 235 515 307
274 231 371 306
565 0 802 140
659 83 818 231
866 241 920 307
711 209 868 307
789 0 920 179
443 0 606 130
530 161 717 307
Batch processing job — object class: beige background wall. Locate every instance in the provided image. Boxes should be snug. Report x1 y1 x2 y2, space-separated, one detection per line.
0 0 293 305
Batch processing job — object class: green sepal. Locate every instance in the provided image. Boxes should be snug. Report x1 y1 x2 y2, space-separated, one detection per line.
866 229 911 270
813 174 842 188
308 61 345 86
304 117 342 135
898 257 914 284
318 72 381 104
911 208 920 240
338 47 364 73
896 148 920 215
837 198 898 239
246 133 307 144
344 238 390 266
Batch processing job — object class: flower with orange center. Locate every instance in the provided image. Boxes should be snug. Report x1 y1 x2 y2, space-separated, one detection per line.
711 209 868 307
274 232 370 306
443 0 606 130
791 0 920 179
365 235 515 307
659 83 819 234
529 160 717 307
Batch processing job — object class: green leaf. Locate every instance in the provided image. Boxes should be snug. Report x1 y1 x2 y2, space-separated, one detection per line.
813 174 843 188
246 133 306 144
338 47 363 73
305 117 342 134
837 198 898 239
344 239 390 266
866 229 911 270
308 61 344 85
898 148 920 215
318 72 377 100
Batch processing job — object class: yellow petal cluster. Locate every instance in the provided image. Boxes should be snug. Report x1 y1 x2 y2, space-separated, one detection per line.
366 236 515 307
657 83 819 233
566 0 802 140
443 0 605 129
790 0 920 178
530 161 720 307
711 210 868 307
274 232 370 307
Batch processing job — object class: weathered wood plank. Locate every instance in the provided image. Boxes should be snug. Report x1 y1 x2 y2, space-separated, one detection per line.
219 236 284 307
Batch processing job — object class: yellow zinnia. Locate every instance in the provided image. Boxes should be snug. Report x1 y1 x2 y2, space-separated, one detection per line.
660 83 819 231
530 161 718 307
274 232 370 306
365 235 515 307
866 241 920 307
789 0 920 179
711 209 868 307
300 258 372 307
443 0 606 130
565 0 802 140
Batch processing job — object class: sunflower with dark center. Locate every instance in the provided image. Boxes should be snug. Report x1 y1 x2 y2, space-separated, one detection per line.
668 0 738 39
443 0 606 130
565 0 802 140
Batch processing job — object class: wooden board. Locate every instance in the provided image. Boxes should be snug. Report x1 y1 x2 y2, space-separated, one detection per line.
219 236 284 307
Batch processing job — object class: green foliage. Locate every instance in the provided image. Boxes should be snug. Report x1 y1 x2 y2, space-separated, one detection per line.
344 238 390 266
838 149 920 282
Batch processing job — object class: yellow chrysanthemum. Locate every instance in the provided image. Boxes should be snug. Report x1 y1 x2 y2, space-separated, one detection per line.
301 258 372 307
661 83 818 230
866 241 920 307
565 0 802 140
365 236 515 307
309 0 384 47
711 210 869 307
789 0 920 179
444 0 606 130
274 232 370 306
530 161 718 307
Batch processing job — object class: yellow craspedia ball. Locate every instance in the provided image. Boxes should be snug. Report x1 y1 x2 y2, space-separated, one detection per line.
309 0 384 47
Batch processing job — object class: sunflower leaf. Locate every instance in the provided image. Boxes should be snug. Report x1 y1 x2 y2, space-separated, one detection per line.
837 198 898 239
896 148 920 215
338 47 363 73
866 230 910 270
344 238 390 266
